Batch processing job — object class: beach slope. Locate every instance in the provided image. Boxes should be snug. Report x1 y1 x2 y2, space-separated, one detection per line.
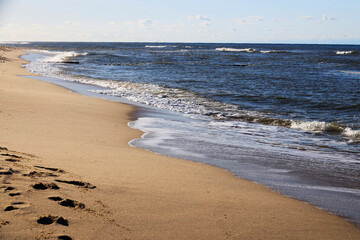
0 47 359 239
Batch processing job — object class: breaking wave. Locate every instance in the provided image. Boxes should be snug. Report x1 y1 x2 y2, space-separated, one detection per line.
290 120 359 140
336 51 355 55
34 50 88 63
216 47 257 52
290 121 342 132
145 45 170 48
260 50 291 54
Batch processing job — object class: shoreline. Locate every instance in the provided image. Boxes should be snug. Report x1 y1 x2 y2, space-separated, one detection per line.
0 46 359 239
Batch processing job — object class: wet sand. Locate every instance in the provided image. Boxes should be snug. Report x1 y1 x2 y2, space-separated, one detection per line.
0 46 359 239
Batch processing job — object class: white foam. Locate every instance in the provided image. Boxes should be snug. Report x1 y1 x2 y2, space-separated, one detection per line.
343 128 360 140
260 50 288 54
336 51 354 55
31 50 87 63
43 51 79 63
290 120 360 140
216 47 257 53
145 45 168 48
290 120 341 132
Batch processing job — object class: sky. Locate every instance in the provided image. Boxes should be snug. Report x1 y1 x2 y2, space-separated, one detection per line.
0 0 359 44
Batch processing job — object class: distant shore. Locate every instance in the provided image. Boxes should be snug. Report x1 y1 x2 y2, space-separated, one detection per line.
0 46 359 239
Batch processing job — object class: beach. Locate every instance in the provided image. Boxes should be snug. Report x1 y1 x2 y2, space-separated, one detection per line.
0 46 359 239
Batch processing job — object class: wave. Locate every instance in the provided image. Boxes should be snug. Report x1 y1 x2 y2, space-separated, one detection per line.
36 50 88 63
145 45 169 48
216 47 257 53
260 50 291 54
290 120 359 140
336 51 355 55
343 128 360 139
290 121 342 132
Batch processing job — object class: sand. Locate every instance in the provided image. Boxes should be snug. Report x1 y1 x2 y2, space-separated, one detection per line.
0 46 359 239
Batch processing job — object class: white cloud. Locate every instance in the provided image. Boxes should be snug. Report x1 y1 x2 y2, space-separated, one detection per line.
138 18 153 28
236 16 264 25
250 16 264 21
107 21 115 25
188 15 210 21
187 15 211 25
322 15 336 21
299 15 314 20
237 19 250 25
195 15 210 21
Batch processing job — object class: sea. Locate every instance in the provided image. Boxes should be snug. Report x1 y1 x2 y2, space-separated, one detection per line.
4 42 360 224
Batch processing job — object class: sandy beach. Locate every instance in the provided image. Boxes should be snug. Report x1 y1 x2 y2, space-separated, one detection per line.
0 46 359 239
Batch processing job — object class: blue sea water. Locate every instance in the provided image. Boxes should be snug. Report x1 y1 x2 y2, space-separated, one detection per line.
5 42 359 224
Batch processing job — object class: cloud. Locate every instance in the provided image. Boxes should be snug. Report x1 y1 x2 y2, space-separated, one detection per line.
250 16 264 21
236 16 264 25
107 21 115 25
322 15 336 21
187 15 211 21
299 15 314 20
237 19 250 25
187 15 211 26
196 15 210 21
138 18 153 28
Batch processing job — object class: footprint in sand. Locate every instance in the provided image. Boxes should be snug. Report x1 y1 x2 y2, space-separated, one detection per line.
58 235 72 240
0 168 18 175
4 186 15 191
55 179 96 189
11 201 30 208
32 182 60 190
23 171 59 177
48 196 85 209
4 206 18 211
34 165 64 173
4 202 30 212
0 153 22 159
9 192 21 197
37 215 68 226
5 158 20 163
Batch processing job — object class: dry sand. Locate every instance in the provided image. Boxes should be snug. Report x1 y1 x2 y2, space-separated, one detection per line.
0 46 359 239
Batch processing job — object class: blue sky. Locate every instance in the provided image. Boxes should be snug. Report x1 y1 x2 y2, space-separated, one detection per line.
0 0 359 44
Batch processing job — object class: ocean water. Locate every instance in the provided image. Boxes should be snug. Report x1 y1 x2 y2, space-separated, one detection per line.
5 42 359 224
